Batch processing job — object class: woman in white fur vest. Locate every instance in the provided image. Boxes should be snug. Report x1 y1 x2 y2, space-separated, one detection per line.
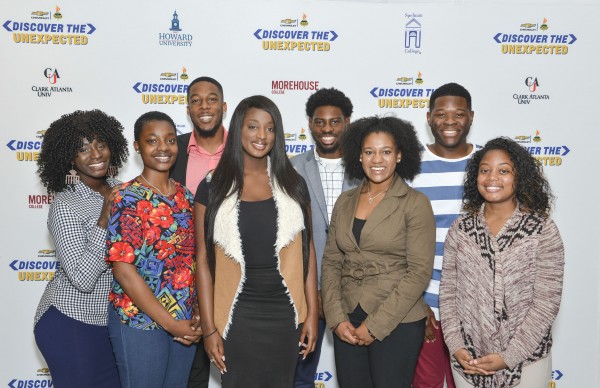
193 95 319 388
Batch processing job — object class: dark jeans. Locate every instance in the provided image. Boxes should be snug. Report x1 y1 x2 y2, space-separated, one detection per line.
333 305 425 388
34 306 120 388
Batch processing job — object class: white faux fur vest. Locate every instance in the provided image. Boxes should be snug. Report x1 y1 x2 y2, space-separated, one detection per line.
212 162 305 337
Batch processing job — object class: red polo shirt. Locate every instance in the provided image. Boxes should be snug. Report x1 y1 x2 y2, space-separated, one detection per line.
185 128 227 195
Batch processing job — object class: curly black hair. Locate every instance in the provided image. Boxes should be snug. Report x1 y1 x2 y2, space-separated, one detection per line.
463 137 553 217
341 116 421 181
37 110 129 194
305 87 353 118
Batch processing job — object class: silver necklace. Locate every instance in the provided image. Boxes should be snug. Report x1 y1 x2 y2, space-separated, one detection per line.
368 184 387 204
140 174 172 197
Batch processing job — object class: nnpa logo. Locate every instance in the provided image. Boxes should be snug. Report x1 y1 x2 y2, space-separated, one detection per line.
158 10 192 47
132 67 190 105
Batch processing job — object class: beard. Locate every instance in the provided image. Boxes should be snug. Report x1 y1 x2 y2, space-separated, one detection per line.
315 141 340 156
193 116 223 138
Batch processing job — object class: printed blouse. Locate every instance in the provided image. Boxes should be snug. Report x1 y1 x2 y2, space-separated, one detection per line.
106 179 196 330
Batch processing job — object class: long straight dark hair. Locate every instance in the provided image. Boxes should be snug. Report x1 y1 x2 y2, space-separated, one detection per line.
205 95 310 278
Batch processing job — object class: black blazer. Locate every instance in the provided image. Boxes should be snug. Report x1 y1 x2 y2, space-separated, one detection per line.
169 132 192 186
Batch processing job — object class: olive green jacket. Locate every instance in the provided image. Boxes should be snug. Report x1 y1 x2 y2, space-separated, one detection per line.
321 174 435 340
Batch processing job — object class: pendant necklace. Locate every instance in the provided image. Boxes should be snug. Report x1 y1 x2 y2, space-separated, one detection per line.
368 183 387 204
140 174 172 197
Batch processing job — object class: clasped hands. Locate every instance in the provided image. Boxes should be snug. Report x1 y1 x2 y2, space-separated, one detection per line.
454 348 507 376
335 321 375 346
173 306 202 346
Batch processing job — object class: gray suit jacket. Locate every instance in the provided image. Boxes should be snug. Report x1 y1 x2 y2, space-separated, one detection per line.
291 150 360 287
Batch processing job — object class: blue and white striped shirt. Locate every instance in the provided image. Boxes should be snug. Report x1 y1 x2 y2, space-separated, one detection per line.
411 145 478 320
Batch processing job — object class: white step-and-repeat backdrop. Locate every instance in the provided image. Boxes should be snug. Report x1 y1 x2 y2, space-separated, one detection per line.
1 0 598 387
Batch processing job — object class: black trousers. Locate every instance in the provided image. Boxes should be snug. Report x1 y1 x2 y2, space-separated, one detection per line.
333 305 425 388
187 341 210 388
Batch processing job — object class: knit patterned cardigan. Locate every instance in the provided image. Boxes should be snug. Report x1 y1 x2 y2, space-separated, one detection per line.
440 205 564 387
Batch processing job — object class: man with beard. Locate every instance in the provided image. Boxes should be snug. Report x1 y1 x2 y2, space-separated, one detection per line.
170 76 227 388
170 76 227 196
291 88 360 388
411 82 477 388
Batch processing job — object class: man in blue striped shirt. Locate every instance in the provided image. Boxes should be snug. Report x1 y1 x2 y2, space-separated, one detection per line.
411 83 476 388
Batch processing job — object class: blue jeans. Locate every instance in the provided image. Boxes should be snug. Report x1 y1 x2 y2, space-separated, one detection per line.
108 308 196 388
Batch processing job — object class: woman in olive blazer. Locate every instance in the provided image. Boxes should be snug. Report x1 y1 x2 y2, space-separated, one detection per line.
321 116 435 388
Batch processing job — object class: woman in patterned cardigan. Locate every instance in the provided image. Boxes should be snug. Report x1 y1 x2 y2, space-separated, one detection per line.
439 137 564 388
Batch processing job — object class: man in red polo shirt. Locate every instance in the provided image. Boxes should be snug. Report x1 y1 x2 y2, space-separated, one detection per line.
170 76 228 196
170 76 227 388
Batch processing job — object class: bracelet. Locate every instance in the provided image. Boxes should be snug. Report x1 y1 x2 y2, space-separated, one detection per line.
203 328 218 339
367 329 377 340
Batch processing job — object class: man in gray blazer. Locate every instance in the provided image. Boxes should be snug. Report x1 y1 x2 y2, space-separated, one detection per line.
291 88 360 388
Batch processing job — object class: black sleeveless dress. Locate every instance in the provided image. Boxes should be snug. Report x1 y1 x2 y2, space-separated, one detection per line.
220 198 299 388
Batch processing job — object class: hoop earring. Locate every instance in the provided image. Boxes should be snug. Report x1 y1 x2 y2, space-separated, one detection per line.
107 165 118 177
65 164 80 185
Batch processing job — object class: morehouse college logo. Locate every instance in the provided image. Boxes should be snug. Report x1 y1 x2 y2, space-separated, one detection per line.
271 80 319 95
